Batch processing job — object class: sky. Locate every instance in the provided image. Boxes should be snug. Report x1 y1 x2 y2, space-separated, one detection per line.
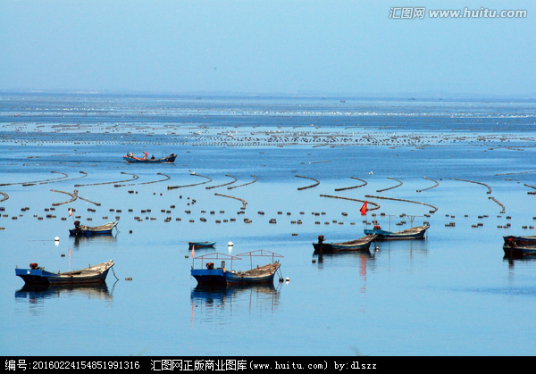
0 0 535 97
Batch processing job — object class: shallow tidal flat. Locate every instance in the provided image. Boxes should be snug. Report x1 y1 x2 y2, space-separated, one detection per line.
1 120 535 238
1 125 535 238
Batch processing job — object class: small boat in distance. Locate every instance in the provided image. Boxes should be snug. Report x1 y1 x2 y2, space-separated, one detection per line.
364 224 429 240
15 260 114 285
189 241 216 249
124 152 176 163
69 220 118 237
313 234 376 252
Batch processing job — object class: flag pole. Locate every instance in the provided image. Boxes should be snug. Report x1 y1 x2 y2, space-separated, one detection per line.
69 207 74 223
360 201 368 228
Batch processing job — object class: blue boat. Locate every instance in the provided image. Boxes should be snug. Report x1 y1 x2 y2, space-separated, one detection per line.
190 253 241 285
124 152 176 164
16 260 114 285
190 250 283 286
313 234 376 252
69 220 118 237
189 241 216 249
364 224 429 240
191 267 227 285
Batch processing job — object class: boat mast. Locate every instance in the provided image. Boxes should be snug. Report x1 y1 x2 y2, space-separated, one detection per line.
407 215 422 228
386 214 395 231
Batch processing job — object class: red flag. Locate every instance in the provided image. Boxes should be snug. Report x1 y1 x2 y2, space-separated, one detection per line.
360 201 368 216
68 208 72 217
191 245 195 258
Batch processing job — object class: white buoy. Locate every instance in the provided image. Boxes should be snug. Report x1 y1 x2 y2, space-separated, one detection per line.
369 171 373 175
228 242 233 247
54 236 60 242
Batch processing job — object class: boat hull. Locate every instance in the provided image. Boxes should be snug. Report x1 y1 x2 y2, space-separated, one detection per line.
225 263 281 285
69 229 115 236
503 243 536 256
124 155 176 164
15 261 113 285
69 221 118 237
190 268 227 285
364 225 428 240
189 241 216 249
225 272 276 285
503 235 536 246
313 236 374 252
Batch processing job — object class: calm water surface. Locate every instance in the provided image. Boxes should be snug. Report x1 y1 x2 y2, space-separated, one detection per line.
1 95 535 356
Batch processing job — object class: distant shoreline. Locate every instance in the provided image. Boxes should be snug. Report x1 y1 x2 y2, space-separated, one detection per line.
1 90 534 102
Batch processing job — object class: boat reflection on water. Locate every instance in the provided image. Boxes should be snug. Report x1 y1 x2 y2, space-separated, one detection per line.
72 233 118 249
503 252 536 267
312 250 374 296
15 282 115 303
313 249 375 271
190 283 282 320
372 239 429 257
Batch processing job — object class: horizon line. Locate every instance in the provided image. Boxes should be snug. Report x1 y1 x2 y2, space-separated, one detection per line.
0 88 535 100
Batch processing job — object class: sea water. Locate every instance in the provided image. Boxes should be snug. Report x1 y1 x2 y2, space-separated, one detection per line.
0 94 535 356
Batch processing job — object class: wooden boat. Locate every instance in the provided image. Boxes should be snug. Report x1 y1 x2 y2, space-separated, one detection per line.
313 234 376 252
190 250 283 285
225 262 281 285
364 224 429 240
189 241 216 249
69 220 118 237
225 250 283 285
190 253 241 285
503 235 536 246
123 152 176 164
15 260 114 285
